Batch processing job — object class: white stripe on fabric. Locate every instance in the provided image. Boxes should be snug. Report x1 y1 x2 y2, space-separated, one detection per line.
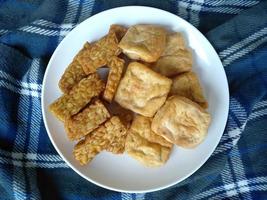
0 149 63 162
229 97 248 124
208 185 267 200
220 162 238 199
58 0 80 42
193 176 267 200
32 19 74 30
135 193 145 200
0 80 40 98
248 108 267 121
78 0 95 22
0 29 9 34
27 169 40 200
0 70 41 91
223 36 267 67
0 157 68 168
12 168 27 200
228 146 252 199
121 193 133 200
27 59 42 199
64 0 80 22
189 0 204 27
19 26 64 37
253 100 267 110
202 0 259 7
214 105 267 155
179 0 243 14
219 27 267 59
177 1 189 20
12 88 30 199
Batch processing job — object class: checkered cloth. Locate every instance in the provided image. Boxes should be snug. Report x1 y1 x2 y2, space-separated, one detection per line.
0 0 266 199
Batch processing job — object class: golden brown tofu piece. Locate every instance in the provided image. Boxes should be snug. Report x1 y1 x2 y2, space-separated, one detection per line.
153 33 192 77
58 42 90 93
126 115 173 167
119 25 166 62
170 71 208 109
115 62 172 117
65 100 110 141
109 24 128 41
49 73 105 122
78 32 121 74
103 56 125 102
151 96 211 148
73 116 127 165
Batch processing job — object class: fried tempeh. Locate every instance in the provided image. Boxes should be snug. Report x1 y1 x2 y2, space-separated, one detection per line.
59 43 90 93
103 56 125 102
78 32 121 75
49 73 105 122
65 100 110 141
73 116 127 165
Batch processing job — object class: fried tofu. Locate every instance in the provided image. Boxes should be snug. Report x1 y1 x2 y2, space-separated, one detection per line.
153 33 192 77
59 42 90 93
78 32 121 74
151 96 211 148
170 71 208 109
126 115 173 167
109 24 128 41
103 56 125 102
73 116 127 165
65 100 110 141
49 73 105 122
119 25 166 62
115 62 172 117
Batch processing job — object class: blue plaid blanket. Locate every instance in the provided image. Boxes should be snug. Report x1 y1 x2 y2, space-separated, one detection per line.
0 0 267 199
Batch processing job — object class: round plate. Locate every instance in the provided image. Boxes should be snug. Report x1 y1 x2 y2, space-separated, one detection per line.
42 6 229 193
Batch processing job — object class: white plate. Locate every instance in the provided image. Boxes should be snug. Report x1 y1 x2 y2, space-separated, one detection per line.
42 6 229 193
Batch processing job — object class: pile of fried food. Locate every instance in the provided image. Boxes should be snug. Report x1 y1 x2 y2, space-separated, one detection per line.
49 24 211 167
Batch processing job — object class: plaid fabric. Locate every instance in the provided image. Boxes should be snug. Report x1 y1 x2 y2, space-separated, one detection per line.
0 0 267 199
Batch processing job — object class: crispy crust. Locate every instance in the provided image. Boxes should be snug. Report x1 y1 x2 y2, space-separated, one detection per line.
115 62 172 117
49 73 105 122
119 25 166 62
151 96 211 148
170 71 208 109
103 56 125 102
153 33 192 77
79 32 121 74
73 116 127 165
59 42 90 93
126 115 173 167
65 100 110 141
109 24 128 41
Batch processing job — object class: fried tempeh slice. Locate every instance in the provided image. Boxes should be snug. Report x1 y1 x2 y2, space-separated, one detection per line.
49 73 105 122
65 100 110 141
78 32 121 75
59 42 90 93
109 24 128 41
73 125 109 165
73 116 127 165
103 56 125 102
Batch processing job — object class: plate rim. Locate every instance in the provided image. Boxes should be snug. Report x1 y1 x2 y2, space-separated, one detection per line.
41 5 230 193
